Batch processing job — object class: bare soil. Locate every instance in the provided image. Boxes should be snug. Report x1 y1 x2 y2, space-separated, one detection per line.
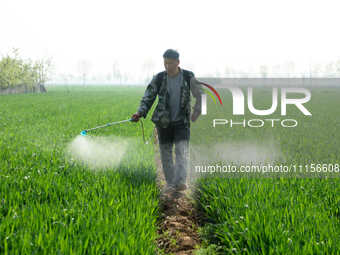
153 128 202 255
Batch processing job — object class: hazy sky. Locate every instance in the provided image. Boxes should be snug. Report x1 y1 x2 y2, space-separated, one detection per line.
1 0 340 81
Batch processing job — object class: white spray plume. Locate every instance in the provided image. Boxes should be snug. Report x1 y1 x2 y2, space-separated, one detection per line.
65 135 130 170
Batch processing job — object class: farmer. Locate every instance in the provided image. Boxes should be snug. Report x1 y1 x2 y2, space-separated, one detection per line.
131 49 203 192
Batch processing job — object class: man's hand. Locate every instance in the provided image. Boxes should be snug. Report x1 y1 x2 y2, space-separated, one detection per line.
191 110 200 122
131 112 141 122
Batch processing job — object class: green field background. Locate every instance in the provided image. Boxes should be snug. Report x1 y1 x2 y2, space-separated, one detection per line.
190 87 340 254
0 86 339 254
0 86 159 254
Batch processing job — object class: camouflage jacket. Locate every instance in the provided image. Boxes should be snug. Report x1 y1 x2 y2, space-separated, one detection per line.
137 67 203 128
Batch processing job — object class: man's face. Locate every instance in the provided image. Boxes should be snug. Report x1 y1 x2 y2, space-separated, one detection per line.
164 58 179 74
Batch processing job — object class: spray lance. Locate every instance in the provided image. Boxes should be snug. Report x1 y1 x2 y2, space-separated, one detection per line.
80 118 150 144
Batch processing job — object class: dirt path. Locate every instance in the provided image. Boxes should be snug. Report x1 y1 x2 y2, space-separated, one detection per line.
153 128 202 255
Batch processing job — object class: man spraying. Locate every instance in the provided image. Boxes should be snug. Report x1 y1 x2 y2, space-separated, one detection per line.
131 49 203 192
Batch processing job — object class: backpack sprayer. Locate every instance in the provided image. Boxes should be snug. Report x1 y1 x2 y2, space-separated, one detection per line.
80 118 151 144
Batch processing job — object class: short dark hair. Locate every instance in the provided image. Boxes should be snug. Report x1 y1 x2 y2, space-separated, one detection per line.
163 49 179 60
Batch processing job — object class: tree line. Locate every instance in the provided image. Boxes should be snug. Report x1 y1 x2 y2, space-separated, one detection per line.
0 48 52 90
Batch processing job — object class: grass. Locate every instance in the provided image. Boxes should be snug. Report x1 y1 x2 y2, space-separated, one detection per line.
1 85 339 254
0 85 159 254
191 87 340 254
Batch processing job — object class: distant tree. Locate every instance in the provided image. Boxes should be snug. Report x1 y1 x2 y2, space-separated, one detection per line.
324 62 335 77
122 72 130 84
272 64 281 77
0 48 52 91
259 65 268 78
287 61 295 77
282 61 295 77
335 59 340 76
142 58 155 84
106 72 112 83
60 73 69 84
68 73 75 83
33 57 53 85
224 65 232 77
311 63 323 77
77 59 92 86
112 61 122 84
214 68 221 78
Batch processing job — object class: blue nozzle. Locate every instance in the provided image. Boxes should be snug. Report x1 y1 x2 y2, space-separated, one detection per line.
80 130 87 136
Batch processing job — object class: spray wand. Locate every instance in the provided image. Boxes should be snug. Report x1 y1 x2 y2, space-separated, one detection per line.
80 118 151 144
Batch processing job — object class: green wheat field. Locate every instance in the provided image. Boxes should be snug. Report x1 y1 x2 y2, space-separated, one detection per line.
0 86 339 254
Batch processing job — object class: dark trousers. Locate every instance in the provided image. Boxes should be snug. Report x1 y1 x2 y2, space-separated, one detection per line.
156 121 190 186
